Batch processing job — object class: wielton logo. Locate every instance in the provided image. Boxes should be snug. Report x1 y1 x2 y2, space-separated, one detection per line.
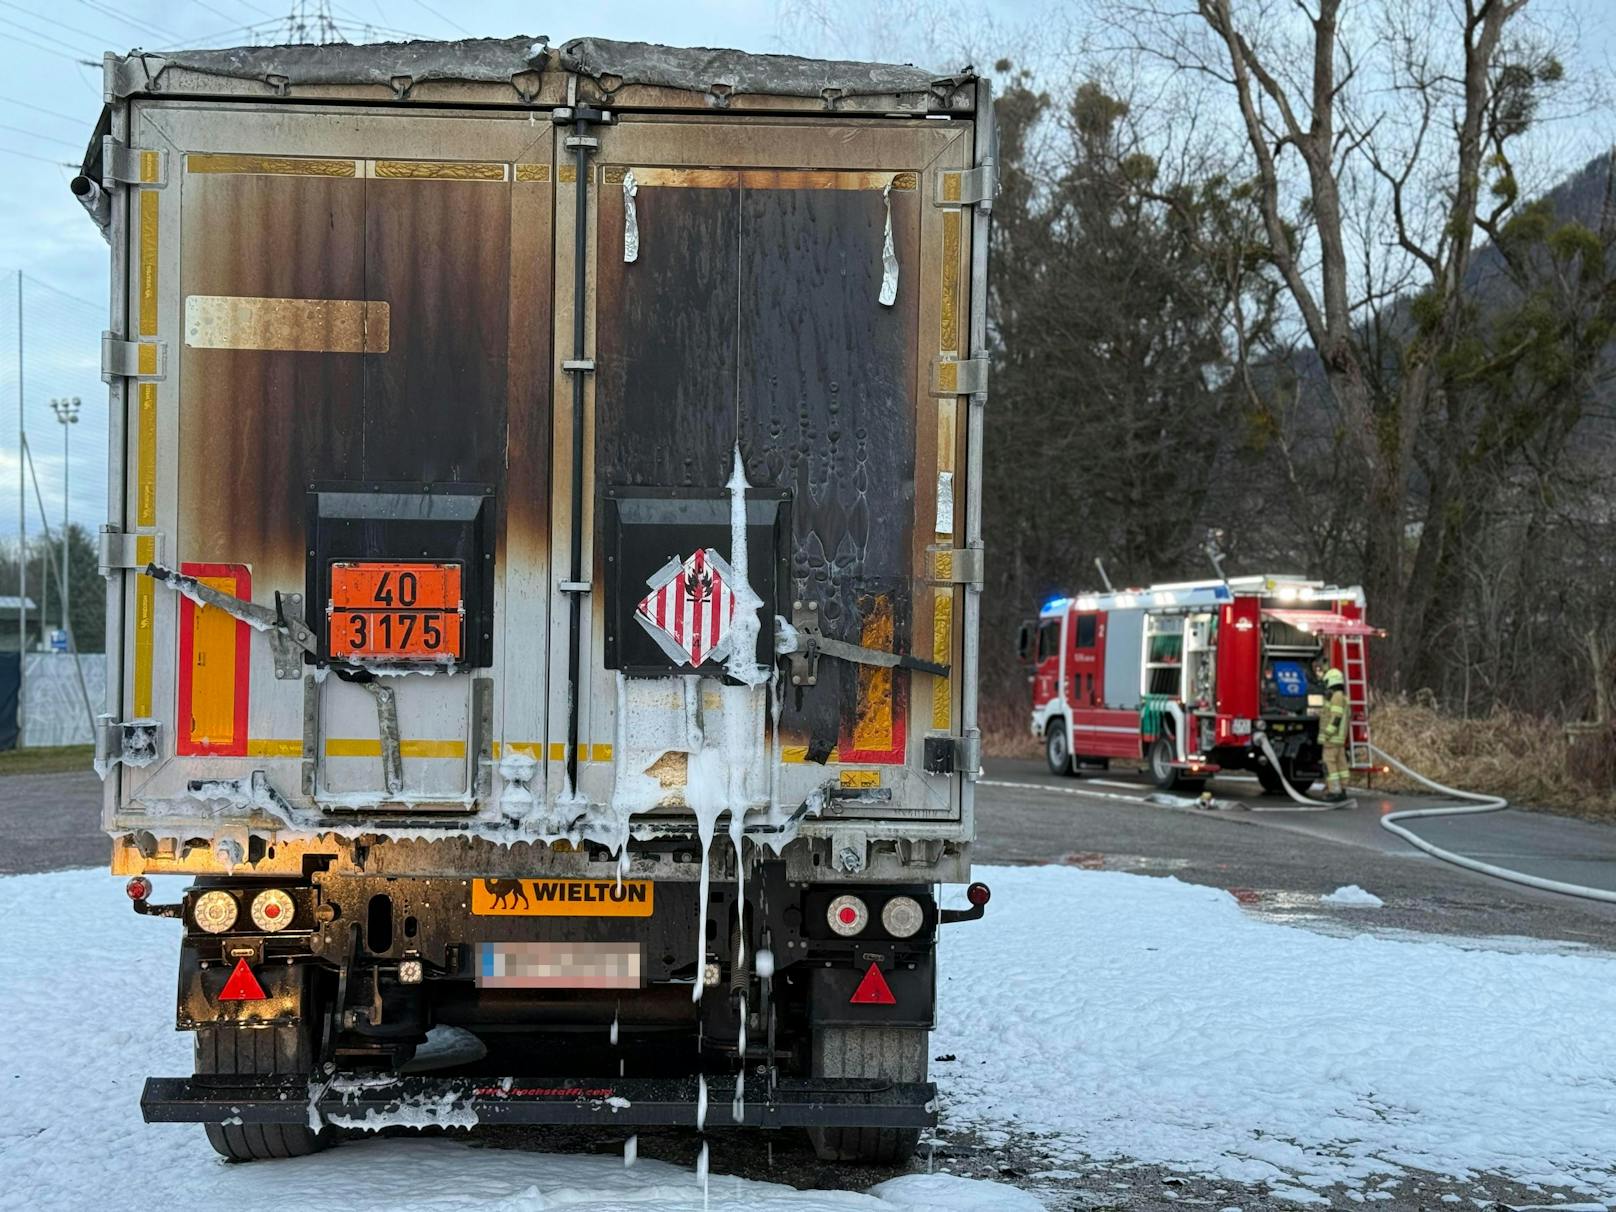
530 881 648 905
484 879 528 910
472 878 655 917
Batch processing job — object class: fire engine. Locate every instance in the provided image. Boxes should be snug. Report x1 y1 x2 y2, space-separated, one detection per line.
1019 576 1375 793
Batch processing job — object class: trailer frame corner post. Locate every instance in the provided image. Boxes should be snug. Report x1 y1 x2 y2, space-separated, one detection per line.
102 91 130 824
554 100 607 796
960 76 995 799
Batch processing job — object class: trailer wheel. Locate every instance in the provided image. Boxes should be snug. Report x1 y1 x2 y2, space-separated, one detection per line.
196 1018 327 1161
1045 722 1075 776
806 1026 927 1165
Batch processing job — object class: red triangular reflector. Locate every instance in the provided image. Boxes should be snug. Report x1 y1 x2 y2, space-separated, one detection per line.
849 962 896 1006
219 957 267 1001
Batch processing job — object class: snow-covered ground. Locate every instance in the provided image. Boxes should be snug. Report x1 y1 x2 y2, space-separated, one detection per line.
3 865 1614 1209
936 867 1616 1203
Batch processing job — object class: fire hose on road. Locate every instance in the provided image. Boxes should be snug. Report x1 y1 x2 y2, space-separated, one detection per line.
1256 732 1616 904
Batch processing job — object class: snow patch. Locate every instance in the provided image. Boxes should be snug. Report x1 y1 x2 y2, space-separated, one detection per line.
325 1090 479 1133
1322 885 1385 908
934 867 1616 1198
869 1173 1046 1210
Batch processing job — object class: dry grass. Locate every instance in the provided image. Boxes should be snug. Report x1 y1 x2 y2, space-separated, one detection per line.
0 744 94 775
976 693 1616 822
981 696 1040 759
1362 698 1616 822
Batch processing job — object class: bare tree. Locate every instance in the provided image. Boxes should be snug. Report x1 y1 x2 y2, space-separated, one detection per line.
1107 0 1587 688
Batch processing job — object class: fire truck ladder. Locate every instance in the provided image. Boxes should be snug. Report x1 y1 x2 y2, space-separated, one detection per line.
1340 633 1371 769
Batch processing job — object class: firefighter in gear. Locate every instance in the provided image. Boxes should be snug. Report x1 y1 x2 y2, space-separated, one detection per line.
1319 667 1349 802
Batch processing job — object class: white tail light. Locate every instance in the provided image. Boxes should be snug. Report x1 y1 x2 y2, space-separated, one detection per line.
249 889 294 932
881 896 923 938
193 890 238 934
826 894 868 937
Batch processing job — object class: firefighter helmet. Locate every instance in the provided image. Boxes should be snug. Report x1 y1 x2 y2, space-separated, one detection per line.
1324 667 1345 688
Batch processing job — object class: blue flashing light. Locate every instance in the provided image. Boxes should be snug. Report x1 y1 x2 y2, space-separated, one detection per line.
1042 596 1069 613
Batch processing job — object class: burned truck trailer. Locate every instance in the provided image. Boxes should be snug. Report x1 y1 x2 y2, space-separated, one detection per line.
79 36 992 1162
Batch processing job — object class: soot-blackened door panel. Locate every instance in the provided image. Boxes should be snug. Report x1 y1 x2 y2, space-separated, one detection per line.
738 183 921 763
594 181 741 488
178 171 366 589
363 178 511 486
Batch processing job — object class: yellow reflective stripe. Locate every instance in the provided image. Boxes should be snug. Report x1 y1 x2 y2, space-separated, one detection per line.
324 738 466 759
546 743 612 762
246 739 302 758
132 536 155 719
138 190 158 335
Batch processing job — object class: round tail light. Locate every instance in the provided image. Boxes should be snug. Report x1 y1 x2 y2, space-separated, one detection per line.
125 876 152 901
966 882 992 907
193 889 238 934
826 894 868 937
250 889 295 932
880 895 923 938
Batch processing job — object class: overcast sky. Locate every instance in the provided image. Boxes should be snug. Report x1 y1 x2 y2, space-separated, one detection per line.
0 0 1608 551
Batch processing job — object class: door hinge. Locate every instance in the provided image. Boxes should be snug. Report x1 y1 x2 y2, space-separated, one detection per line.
934 164 994 208
101 333 167 381
930 547 984 586
98 527 162 573
922 732 981 777
95 715 161 772
101 138 167 188
930 357 989 397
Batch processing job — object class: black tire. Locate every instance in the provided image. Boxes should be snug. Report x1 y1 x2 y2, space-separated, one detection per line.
1256 764 1285 795
1148 735 1182 790
807 1026 927 1165
196 1018 327 1161
1045 722 1074 776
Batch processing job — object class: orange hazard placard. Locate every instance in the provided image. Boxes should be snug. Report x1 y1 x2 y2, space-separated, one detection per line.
329 609 462 660
331 562 462 611
328 562 464 660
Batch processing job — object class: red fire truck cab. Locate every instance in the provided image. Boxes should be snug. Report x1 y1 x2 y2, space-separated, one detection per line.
1018 576 1375 794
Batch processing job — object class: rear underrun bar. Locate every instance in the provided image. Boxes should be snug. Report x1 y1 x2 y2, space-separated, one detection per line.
140 1074 938 1129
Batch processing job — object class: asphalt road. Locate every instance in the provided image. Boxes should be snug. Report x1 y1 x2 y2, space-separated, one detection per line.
4 760 1615 948
0 768 105 874
974 757 1616 948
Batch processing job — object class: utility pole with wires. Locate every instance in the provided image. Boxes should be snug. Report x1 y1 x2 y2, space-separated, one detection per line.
16 271 25 671
50 396 79 641
284 0 344 45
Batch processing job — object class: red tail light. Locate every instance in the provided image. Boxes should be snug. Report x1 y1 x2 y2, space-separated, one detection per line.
125 876 152 901
966 882 991 907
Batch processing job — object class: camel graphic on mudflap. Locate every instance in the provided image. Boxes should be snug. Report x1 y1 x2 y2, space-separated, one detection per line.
483 879 529 910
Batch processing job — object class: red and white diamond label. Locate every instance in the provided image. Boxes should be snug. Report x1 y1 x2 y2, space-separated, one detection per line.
635 547 743 668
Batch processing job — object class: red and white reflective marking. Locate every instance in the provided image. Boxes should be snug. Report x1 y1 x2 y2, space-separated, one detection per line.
635 547 739 668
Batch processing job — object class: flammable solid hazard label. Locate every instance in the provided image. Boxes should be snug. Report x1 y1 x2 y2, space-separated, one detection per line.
634 547 742 668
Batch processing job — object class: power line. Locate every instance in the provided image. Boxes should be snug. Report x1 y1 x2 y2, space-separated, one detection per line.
0 0 122 48
404 0 471 38
0 94 95 126
0 22 98 63
22 274 102 314
0 144 77 167
0 122 83 151
0 13 99 58
75 0 184 44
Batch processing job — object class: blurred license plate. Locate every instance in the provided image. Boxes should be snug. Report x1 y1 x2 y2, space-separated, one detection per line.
476 942 642 990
